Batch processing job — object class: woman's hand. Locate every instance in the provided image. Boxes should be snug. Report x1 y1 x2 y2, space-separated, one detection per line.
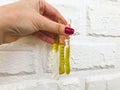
0 0 74 44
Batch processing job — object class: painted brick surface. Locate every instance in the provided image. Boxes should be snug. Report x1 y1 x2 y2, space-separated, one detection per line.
0 36 35 75
0 77 82 90
0 36 50 75
86 77 106 90
87 1 120 36
70 43 115 70
0 50 35 75
107 73 120 90
1 0 120 90
85 70 120 90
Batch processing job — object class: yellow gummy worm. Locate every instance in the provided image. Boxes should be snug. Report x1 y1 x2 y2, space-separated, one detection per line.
59 44 65 74
52 35 59 52
59 36 65 74
65 44 70 74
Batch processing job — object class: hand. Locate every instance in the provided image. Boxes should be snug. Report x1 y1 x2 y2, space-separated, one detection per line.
0 0 74 44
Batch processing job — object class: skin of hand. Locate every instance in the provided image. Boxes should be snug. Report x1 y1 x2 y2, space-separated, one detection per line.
0 0 74 44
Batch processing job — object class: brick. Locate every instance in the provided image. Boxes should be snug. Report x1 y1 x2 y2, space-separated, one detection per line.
59 77 82 90
70 43 115 71
106 72 120 90
0 50 35 75
85 75 106 90
113 45 120 68
0 77 82 90
85 70 120 90
0 35 52 75
0 36 38 75
87 2 120 36
0 48 35 76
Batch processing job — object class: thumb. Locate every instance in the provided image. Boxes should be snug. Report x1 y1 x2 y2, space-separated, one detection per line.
35 15 74 35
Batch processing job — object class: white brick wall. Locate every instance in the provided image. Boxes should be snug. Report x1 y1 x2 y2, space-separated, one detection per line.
1 0 120 90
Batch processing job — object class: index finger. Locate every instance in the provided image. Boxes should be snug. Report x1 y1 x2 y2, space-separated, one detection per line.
43 2 67 25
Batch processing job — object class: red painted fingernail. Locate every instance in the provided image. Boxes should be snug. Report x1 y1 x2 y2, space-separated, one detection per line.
65 27 74 35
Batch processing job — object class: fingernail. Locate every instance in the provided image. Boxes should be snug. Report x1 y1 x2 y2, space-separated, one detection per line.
65 27 74 35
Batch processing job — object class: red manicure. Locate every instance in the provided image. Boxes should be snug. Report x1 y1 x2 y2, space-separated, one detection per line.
65 27 74 35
